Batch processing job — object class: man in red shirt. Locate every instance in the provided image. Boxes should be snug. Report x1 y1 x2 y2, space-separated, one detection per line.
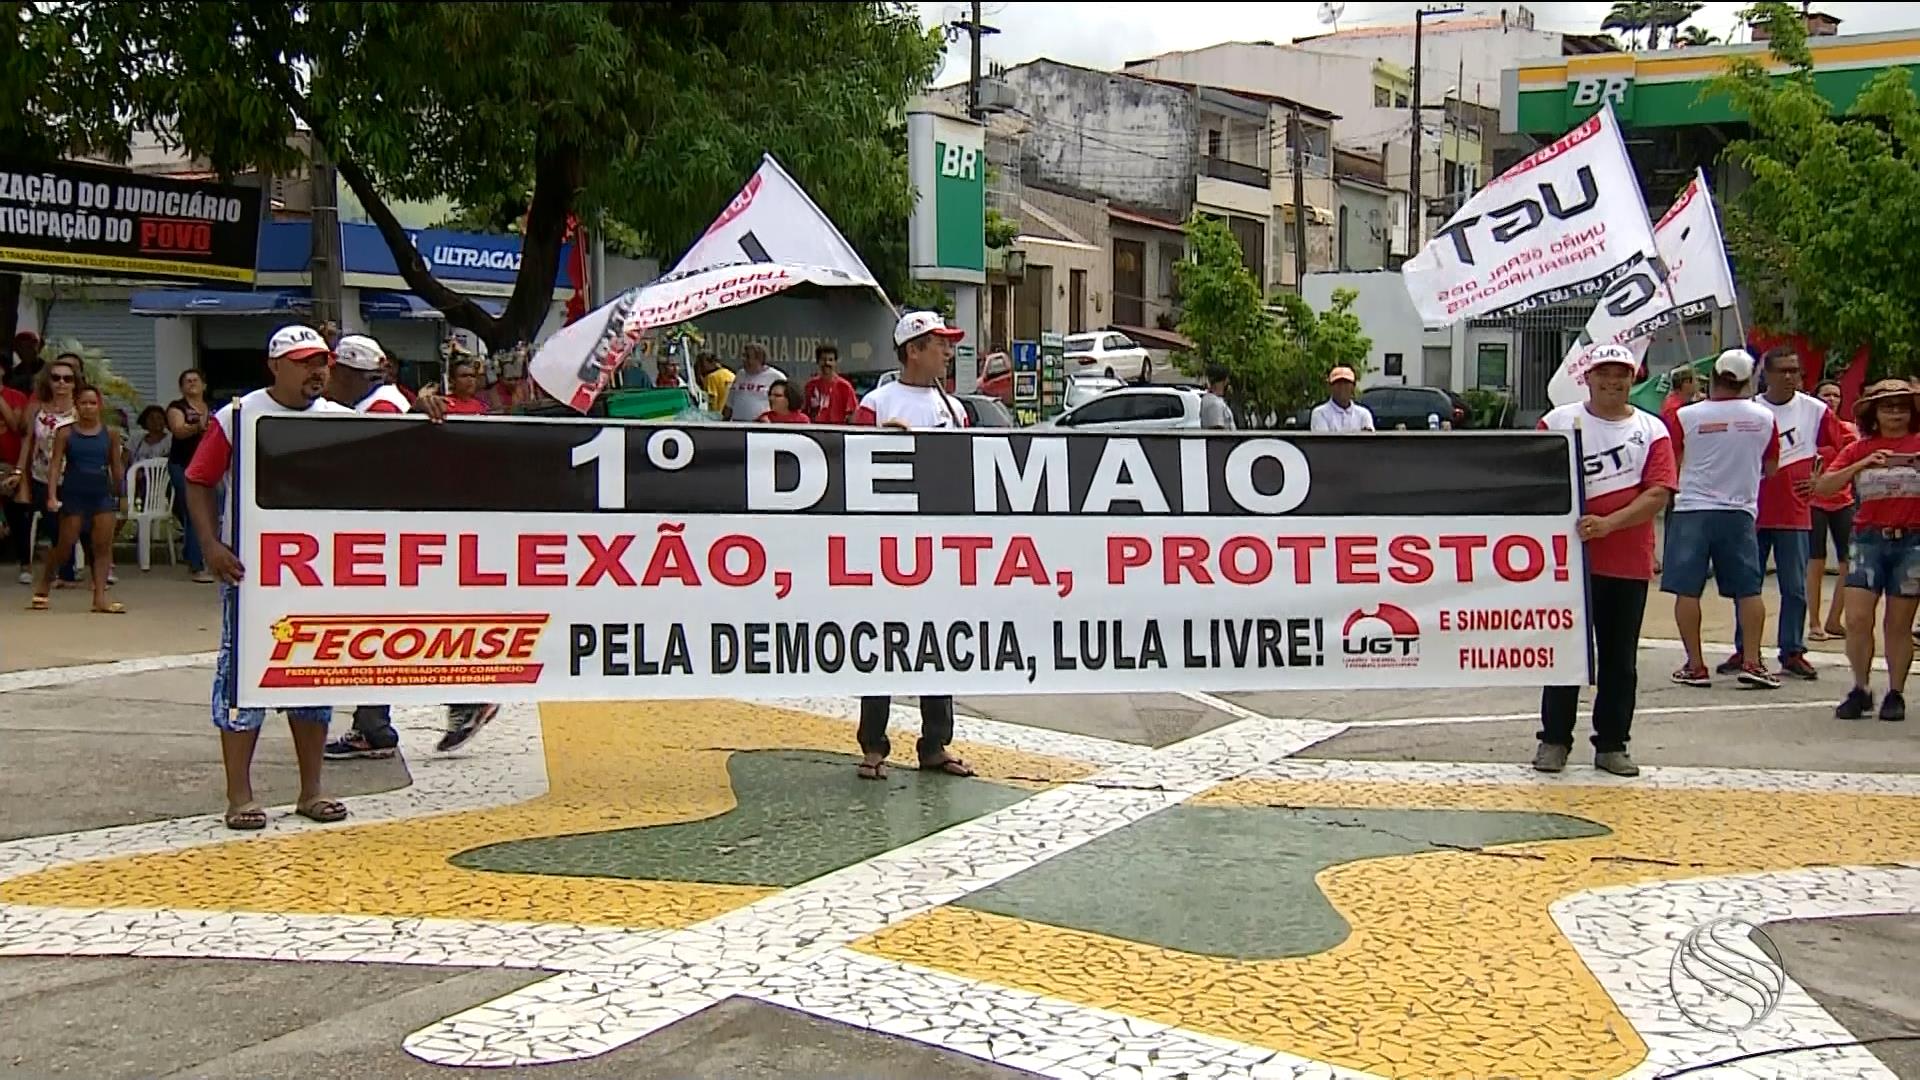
442 357 492 415
0 377 29 577
1660 365 1699 445
1536 345 1678 776
1717 346 1848 680
803 344 858 424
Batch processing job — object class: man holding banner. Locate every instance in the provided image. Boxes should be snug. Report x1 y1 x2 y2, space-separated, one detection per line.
1535 345 1676 776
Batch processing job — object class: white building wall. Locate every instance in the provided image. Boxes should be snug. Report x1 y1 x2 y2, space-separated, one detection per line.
1301 270 1461 390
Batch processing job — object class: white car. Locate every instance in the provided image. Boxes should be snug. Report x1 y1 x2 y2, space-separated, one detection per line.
1063 331 1152 382
1046 386 1200 431
1063 374 1125 410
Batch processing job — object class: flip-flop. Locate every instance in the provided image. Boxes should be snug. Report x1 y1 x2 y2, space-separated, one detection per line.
295 798 348 823
223 803 267 831
91 602 126 615
918 757 976 778
1807 629 1830 642
856 760 887 781
26 595 47 610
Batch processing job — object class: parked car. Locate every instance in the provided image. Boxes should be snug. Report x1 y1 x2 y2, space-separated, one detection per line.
976 352 1013 404
956 393 1016 428
1063 331 1153 382
1357 385 1470 429
1045 386 1199 431
1063 373 1125 410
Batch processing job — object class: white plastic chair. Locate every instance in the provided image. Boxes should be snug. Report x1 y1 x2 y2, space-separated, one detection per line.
126 458 178 570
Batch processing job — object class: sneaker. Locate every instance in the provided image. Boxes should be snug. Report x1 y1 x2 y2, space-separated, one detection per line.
437 703 501 753
323 732 398 760
1881 690 1907 722
1532 743 1570 773
1780 653 1818 681
1836 688 1874 720
1671 663 1712 688
190 570 215 584
15 570 28 585
1737 663 1782 690
1594 751 1640 777
105 570 117 586
1715 653 1744 675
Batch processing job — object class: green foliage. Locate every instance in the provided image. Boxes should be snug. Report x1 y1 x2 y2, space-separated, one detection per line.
6 3 943 349
1174 216 1371 420
1601 1 1706 49
47 337 141 417
1709 2 1920 378
984 209 1020 250
1461 387 1514 429
901 280 955 320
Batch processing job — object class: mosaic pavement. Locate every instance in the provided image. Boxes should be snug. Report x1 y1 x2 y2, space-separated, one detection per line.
1 660 1918 1078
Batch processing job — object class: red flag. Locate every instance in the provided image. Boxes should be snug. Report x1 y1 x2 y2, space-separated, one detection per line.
563 216 589 324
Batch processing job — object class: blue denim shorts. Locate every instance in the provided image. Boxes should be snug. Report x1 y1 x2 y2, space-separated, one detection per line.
1846 528 1920 598
212 583 330 732
1661 509 1764 599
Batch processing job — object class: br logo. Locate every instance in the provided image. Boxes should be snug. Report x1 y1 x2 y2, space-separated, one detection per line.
1571 75 1632 108
939 142 979 181
1341 604 1421 669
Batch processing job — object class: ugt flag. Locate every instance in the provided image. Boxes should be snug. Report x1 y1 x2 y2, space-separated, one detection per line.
1403 104 1658 324
1548 168 1739 406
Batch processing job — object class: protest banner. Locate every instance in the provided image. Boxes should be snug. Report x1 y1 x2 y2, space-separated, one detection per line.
0 156 263 283
233 415 1589 706
1547 168 1740 406
1403 104 1658 324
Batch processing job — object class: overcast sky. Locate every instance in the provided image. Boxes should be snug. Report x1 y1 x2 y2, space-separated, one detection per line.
918 2 1911 86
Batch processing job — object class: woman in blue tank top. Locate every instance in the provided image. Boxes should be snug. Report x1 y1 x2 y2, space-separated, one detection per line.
31 385 125 613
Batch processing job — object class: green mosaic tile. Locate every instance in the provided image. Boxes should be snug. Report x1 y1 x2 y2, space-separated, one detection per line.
450 750 1031 886
958 805 1609 959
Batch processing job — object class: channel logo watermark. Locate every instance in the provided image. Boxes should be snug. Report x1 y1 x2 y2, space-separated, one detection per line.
1667 916 1787 1033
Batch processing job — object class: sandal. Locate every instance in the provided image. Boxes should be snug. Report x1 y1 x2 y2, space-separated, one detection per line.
295 797 348 823
1808 628 1830 642
856 760 887 781
91 602 126 615
918 755 976 778
26 595 47 610
224 803 267 831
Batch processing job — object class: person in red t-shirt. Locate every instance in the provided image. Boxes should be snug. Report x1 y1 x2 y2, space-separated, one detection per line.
441 357 492 416
1535 345 1677 776
1807 379 1858 642
757 380 811 424
0 380 29 575
803 344 859 424
1660 365 1700 445
1815 379 1920 721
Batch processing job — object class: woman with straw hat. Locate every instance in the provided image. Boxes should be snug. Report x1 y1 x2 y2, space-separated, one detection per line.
1813 378 1920 720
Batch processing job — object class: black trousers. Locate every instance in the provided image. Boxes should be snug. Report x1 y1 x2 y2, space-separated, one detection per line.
858 695 955 762
1540 575 1649 753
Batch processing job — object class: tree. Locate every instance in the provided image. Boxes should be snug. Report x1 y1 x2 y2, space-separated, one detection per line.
1173 216 1370 422
1602 2 1653 49
1709 1 1920 378
13 3 943 351
1647 1 1705 49
1675 25 1720 47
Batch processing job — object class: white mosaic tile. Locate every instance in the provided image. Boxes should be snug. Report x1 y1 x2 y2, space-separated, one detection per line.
0 650 217 693
765 694 1152 767
1242 757 1920 796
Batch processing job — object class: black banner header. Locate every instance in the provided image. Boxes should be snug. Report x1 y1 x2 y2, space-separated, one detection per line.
0 157 262 284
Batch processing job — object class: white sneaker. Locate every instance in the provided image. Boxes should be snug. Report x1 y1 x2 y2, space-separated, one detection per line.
16 570 29 585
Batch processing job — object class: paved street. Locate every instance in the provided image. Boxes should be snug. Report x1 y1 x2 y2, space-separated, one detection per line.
2 575 1916 1079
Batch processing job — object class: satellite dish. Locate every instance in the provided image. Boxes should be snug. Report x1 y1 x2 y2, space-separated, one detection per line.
1318 2 1346 26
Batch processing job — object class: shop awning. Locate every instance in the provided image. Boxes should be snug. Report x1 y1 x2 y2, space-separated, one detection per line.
359 290 504 321
131 288 310 317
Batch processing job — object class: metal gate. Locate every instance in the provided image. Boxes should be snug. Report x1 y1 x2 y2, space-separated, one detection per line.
42 299 159 406
1470 302 1591 412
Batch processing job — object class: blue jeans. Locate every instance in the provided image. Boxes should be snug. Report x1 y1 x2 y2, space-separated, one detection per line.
169 462 211 571
1662 510 1763 599
1733 528 1810 661
211 582 329 732
1848 528 1920 598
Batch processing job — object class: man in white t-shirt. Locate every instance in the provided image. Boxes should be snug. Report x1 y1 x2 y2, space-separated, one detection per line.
1663 349 1782 690
722 342 784 422
1309 367 1373 432
851 311 974 782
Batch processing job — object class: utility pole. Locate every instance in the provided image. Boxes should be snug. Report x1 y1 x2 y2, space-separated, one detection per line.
308 140 343 335
1289 107 1307 291
949 3 999 120
1407 4 1463 254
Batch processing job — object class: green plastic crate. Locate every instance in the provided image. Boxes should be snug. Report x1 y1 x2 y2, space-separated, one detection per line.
603 387 695 420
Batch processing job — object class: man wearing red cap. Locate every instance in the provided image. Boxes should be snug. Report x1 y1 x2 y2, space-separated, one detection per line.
850 311 974 781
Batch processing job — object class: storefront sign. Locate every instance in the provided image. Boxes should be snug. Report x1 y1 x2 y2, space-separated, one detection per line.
907 109 986 284
0 157 263 283
234 414 1587 706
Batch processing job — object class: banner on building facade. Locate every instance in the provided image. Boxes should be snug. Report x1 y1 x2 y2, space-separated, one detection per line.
529 154 887 413
233 414 1589 706
0 157 263 283
1403 104 1658 324
1547 168 1739 406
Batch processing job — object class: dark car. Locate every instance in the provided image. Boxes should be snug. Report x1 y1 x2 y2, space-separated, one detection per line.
957 393 1017 428
1358 386 1470 429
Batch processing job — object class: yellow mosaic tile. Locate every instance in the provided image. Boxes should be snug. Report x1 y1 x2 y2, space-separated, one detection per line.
0 700 1092 927
857 779 1920 1080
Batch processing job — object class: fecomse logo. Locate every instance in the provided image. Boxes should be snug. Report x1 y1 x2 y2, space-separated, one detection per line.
260 613 550 689
1341 604 1420 669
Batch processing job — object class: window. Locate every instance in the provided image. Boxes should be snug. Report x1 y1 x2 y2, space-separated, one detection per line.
1064 333 1099 354
1060 396 1136 426
1394 92 1409 108
1383 352 1403 377
1105 333 1137 350
1374 85 1392 107
1206 129 1223 157
1132 394 1185 422
1476 342 1510 388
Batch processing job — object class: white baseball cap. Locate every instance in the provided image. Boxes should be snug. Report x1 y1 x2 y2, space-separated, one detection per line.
893 311 966 347
1584 343 1638 372
267 324 331 361
1714 348 1756 382
334 334 387 372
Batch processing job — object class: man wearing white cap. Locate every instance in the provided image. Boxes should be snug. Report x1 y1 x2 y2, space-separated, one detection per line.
328 334 414 414
1664 349 1782 691
1309 367 1373 432
1534 344 1677 776
184 324 355 830
849 311 974 781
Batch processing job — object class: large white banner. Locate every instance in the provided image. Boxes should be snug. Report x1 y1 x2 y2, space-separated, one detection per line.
232 414 1590 706
1548 169 1738 405
529 155 887 412
1404 104 1659 324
